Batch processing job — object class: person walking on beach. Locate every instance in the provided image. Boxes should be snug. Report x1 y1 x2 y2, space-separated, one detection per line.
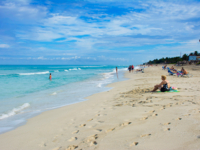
128 65 131 73
49 73 52 80
132 65 134 72
151 75 170 92
116 67 118 79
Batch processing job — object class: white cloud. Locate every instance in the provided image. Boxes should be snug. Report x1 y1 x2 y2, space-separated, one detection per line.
0 44 10 48
0 1 47 22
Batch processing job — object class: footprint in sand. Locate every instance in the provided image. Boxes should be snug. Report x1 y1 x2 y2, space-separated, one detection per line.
106 128 115 133
79 124 86 127
87 118 93 121
160 107 165 110
152 113 158 116
68 137 78 142
130 142 139 146
52 147 62 150
163 122 171 125
72 130 79 134
86 134 98 142
164 128 170 131
89 141 97 146
96 129 102 132
140 117 148 120
149 110 155 113
86 134 98 147
140 134 151 137
115 104 123 106
176 118 182 120
66 145 78 150
98 121 104 123
120 122 132 127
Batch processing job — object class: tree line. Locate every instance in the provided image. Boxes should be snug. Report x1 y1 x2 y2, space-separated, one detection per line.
147 51 199 64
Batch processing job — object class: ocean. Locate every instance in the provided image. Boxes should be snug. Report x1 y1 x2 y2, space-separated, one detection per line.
0 65 133 134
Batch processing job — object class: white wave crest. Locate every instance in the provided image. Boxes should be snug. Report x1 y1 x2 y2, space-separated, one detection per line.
81 66 102 67
19 71 49 75
0 103 30 120
97 83 102 88
51 92 57 95
69 68 77 71
102 72 114 79
78 68 81 70
54 70 59 72
64 70 68 72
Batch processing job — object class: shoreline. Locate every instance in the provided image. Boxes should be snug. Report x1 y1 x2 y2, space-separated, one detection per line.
0 66 128 134
0 64 200 150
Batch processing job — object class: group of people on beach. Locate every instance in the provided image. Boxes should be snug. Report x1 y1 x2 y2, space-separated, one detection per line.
163 65 188 76
170 66 188 75
128 65 134 72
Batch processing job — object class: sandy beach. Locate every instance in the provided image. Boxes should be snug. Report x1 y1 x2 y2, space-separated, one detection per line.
0 65 200 150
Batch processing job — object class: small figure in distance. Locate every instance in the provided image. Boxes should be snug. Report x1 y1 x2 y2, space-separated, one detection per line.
151 75 171 92
132 65 134 73
49 73 52 80
128 65 131 73
116 67 118 79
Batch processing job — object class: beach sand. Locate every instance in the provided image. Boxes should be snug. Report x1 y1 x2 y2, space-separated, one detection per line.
0 65 200 150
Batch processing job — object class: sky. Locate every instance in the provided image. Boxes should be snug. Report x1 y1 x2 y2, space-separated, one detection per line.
0 0 200 65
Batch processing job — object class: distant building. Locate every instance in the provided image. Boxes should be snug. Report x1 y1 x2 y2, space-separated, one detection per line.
189 54 200 61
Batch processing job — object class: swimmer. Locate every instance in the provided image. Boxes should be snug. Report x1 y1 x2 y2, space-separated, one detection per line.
116 67 118 79
49 73 52 80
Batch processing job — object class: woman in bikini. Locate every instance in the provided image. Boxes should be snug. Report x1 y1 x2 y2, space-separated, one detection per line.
151 75 170 92
49 73 52 80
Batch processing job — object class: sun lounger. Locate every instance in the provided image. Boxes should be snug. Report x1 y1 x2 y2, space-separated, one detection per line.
181 73 193 78
168 70 176 76
135 69 144 73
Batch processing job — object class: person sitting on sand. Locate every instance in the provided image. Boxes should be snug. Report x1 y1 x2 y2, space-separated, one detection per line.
151 75 171 92
136 69 142 72
181 67 188 75
164 65 167 69
170 66 175 70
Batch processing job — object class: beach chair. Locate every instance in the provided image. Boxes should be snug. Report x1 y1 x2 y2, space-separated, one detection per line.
181 73 193 78
168 70 176 76
135 69 144 73
162 66 165 70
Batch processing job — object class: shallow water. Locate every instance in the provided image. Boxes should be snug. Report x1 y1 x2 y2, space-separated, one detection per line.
0 65 134 134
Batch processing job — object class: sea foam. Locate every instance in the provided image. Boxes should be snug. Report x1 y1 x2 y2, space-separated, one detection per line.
19 71 49 75
0 103 30 120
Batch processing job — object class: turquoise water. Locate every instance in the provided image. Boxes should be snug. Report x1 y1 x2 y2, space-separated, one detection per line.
0 65 130 134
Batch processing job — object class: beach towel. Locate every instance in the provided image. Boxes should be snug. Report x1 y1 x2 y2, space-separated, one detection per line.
157 89 179 93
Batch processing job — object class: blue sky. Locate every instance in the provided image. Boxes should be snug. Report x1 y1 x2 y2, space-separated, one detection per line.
0 0 200 65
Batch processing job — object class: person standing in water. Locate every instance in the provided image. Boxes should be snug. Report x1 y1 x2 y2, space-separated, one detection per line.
116 67 118 79
49 73 52 80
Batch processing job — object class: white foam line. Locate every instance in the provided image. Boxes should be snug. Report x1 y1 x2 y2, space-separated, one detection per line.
0 103 30 120
19 71 49 75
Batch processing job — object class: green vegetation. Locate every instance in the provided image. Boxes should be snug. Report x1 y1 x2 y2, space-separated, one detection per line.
147 51 198 64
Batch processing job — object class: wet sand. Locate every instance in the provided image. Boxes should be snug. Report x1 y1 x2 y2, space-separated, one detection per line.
0 65 200 150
